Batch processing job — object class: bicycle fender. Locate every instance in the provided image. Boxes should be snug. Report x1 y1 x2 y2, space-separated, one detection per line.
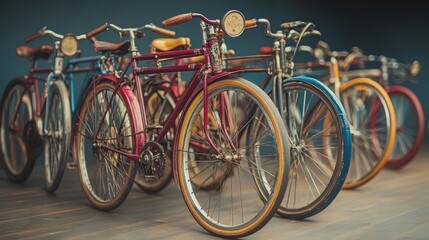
71 74 145 162
284 76 352 197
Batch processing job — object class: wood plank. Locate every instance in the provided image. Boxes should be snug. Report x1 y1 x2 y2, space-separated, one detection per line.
1 144 429 239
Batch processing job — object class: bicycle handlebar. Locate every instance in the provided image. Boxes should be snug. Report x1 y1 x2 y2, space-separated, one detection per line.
25 27 46 43
247 18 320 41
245 19 257 29
86 23 108 38
150 25 174 37
162 13 219 27
288 29 321 41
285 45 314 54
162 13 193 27
25 26 87 43
85 23 176 39
256 18 283 38
368 55 420 76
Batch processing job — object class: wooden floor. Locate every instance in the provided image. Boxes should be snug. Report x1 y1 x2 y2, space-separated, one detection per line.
1 145 429 240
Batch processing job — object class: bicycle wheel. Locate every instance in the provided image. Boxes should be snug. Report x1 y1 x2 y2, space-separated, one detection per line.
278 77 351 219
340 78 396 189
175 78 289 238
134 86 174 193
385 86 424 169
75 78 137 211
0 77 37 182
44 80 71 193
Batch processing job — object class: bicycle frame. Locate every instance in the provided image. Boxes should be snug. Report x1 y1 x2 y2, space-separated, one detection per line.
63 54 106 113
10 46 58 136
223 19 328 128
90 22 243 163
11 54 109 135
13 66 49 122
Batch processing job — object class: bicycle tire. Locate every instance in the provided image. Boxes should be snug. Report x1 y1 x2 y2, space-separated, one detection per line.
277 77 351 219
75 78 138 211
175 78 289 238
385 86 424 169
340 78 396 189
44 80 71 193
0 77 37 182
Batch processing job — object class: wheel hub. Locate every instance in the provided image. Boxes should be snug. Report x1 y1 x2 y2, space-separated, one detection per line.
23 118 44 148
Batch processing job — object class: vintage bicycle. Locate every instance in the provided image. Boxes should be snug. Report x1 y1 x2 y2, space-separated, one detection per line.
72 11 290 238
341 51 424 169
222 18 352 219
290 41 396 189
0 28 84 193
133 18 353 220
0 26 127 193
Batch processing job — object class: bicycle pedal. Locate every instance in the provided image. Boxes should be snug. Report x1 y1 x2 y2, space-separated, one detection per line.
66 162 77 170
146 124 163 129
146 124 163 133
144 175 157 182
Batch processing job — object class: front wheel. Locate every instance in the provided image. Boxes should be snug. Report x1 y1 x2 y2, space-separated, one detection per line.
0 77 36 182
44 80 72 193
278 77 351 219
385 86 424 169
175 78 289 238
75 79 137 211
340 78 396 189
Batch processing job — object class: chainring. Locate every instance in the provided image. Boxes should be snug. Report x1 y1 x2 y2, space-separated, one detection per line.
137 141 166 182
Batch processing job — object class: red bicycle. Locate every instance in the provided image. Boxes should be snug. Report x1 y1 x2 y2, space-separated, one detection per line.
342 52 424 169
73 11 289 238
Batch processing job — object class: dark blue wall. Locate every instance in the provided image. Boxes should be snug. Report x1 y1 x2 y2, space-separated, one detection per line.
1 0 429 141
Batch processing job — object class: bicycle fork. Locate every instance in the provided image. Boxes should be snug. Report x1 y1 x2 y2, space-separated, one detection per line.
202 74 238 159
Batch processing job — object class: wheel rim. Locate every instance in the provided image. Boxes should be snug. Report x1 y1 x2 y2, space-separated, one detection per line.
176 80 286 237
281 82 344 215
77 83 135 205
45 85 67 188
340 79 395 187
1 84 32 175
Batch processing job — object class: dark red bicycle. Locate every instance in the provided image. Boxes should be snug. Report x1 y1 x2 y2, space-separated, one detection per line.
72 11 290 238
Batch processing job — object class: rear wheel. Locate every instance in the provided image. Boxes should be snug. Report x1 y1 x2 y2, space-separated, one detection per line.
44 80 71 193
385 86 424 169
278 78 351 219
0 78 36 182
75 79 136 210
340 78 396 189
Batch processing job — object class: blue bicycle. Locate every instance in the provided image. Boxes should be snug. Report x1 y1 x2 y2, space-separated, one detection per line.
224 18 352 219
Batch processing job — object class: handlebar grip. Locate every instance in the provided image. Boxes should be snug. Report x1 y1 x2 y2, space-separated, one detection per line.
309 30 321 36
25 32 42 43
281 21 307 29
245 19 257 29
227 49 235 56
151 26 176 37
260 46 273 54
351 46 363 54
162 13 193 27
86 24 108 38
317 41 331 54
336 51 349 57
